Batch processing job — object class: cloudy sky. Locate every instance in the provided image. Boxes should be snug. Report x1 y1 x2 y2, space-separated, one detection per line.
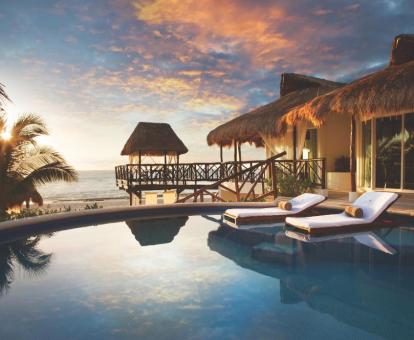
0 0 413 169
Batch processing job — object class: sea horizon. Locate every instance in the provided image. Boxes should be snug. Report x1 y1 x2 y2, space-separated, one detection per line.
38 170 129 203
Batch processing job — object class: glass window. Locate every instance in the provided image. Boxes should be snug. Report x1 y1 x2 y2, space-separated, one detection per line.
375 116 402 189
404 113 414 189
361 120 372 188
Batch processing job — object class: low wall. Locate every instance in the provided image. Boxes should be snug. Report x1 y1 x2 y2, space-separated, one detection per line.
327 172 351 191
0 201 274 242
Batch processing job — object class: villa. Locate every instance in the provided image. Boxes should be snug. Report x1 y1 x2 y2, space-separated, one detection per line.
208 34 414 196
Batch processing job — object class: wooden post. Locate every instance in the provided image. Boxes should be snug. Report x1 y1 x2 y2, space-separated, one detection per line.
138 151 142 204
238 142 242 163
164 151 167 190
219 144 224 179
293 126 297 174
176 152 179 186
233 141 240 201
350 116 357 192
271 160 278 199
322 159 327 189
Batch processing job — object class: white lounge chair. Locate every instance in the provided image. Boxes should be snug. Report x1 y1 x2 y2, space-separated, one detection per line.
285 191 400 235
223 193 326 226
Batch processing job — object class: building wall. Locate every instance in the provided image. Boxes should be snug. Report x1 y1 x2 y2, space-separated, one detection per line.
264 114 351 172
317 114 351 172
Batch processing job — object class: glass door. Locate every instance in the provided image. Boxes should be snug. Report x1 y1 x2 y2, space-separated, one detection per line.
375 116 402 189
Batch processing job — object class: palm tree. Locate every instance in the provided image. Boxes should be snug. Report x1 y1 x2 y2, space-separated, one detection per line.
0 83 78 216
0 235 52 296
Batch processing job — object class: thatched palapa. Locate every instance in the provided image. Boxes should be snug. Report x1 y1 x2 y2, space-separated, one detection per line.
121 122 188 157
283 34 414 127
207 74 343 147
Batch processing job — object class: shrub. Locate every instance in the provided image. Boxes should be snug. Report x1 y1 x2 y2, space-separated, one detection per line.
265 174 313 197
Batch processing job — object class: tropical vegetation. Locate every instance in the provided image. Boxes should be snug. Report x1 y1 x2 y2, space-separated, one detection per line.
0 83 77 218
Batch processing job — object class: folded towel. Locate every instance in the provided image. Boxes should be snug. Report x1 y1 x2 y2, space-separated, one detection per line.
345 205 363 218
278 200 292 211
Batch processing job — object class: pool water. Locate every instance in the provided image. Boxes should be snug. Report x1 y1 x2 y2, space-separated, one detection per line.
0 215 414 339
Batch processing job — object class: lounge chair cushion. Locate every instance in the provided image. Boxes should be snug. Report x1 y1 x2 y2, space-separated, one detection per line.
345 205 363 218
225 193 325 219
278 200 292 211
286 192 398 230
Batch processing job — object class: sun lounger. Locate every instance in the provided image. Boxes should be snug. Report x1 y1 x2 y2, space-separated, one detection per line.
223 193 326 225
285 192 400 235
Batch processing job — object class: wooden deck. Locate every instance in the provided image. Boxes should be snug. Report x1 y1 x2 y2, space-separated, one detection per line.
115 156 326 204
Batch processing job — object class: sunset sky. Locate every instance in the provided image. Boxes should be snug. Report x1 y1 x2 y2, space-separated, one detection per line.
1 0 413 170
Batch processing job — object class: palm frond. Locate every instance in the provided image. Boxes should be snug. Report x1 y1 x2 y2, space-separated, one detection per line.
10 113 48 145
16 146 77 180
0 83 11 106
0 246 14 296
11 238 52 274
0 112 6 133
20 162 78 186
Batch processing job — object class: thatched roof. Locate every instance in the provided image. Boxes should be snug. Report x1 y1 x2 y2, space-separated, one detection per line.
121 122 188 156
207 74 343 147
283 34 414 127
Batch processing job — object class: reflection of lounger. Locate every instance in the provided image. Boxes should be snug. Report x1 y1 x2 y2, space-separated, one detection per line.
286 192 400 236
223 193 326 225
285 230 396 255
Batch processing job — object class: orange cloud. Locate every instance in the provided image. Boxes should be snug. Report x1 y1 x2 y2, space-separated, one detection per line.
133 0 293 65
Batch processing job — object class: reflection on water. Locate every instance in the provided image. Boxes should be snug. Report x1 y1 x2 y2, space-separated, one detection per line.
208 224 414 338
0 217 414 338
0 236 52 295
126 216 188 246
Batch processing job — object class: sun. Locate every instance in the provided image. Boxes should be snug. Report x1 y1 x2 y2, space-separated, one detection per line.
1 131 12 141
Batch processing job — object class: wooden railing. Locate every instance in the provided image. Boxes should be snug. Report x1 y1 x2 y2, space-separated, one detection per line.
274 158 326 189
115 160 282 189
176 152 287 203
115 156 326 202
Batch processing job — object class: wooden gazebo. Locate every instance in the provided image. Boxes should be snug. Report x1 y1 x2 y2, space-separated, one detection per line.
120 122 188 204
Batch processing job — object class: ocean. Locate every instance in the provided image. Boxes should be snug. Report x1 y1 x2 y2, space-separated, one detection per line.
38 170 129 203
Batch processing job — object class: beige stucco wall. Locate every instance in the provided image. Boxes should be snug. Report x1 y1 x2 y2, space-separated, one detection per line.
264 114 350 172
317 114 351 172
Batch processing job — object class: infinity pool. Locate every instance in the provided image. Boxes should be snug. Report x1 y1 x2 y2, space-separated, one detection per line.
0 215 414 339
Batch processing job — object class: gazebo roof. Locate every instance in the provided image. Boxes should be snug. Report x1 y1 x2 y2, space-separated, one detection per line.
207 74 344 147
121 122 188 156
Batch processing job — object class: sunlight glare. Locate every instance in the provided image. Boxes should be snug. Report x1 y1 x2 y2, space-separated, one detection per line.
1 131 12 140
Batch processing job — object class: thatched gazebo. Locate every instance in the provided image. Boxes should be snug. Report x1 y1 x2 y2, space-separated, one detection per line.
282 34 414 193
207 73 343 162
121 122 188 164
